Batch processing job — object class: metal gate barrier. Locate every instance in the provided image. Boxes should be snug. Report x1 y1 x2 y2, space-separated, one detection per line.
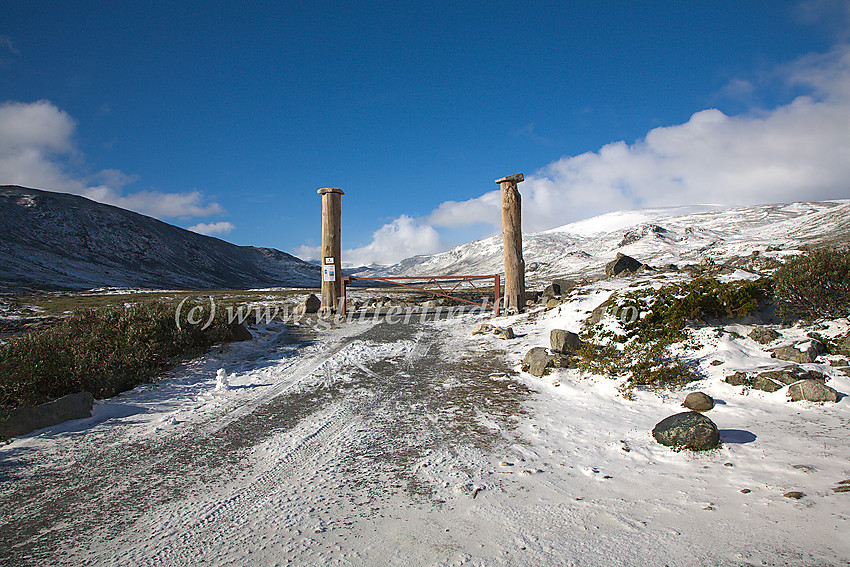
341 275 500 316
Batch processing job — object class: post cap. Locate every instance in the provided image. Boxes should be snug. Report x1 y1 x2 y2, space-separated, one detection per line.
317 187 345 195
495 173 524 184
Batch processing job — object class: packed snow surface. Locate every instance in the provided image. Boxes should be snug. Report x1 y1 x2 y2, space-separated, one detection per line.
1 278 848 565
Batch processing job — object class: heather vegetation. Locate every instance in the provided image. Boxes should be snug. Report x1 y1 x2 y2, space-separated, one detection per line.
0 300 243 413
773 247 850 321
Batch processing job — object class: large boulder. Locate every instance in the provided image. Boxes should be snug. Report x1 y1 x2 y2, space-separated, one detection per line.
652 411 720 451
522 347 555 377
550 329 583 355
605 253 644 277
683 392 715 412
788 380 839 403
748 327 780 345
0 392 95 440
771 340 825 364
293 294 321 315
726 367 826 392
542 279 577 300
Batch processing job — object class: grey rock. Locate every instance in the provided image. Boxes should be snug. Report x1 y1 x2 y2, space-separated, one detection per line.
605 253 644 277
293 293 320 315
0 392 95 440
771 341 824 364
728 367 827 392
472 323 514 340
787 380 839 403
550 329 583 355
493 326 515 340
586 297 615 326
652 411 720 451
522 347 556 377
472 323 495 335
683 392 715 412
230 323 253 342
542 279 577 300
545 298 561 310
748 327 780 345
752 375 785 393
725 371 752 387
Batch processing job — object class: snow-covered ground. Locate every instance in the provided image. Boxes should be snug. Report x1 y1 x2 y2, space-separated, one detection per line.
1 276 849 565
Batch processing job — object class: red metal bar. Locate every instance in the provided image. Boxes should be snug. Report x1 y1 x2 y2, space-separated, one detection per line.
343 275 501 313
495 274 500 317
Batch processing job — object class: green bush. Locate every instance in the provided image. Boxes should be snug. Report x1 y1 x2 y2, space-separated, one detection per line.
574 339 703 393
774 247 850 321
617 277 773 343
0 300 242 411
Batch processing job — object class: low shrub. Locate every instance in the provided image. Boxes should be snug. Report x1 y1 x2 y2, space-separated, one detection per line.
616 277 773 343
774 247 850 321
0 300 243 411
574 338 703 393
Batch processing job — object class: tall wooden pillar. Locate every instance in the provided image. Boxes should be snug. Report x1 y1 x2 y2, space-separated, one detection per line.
496 173 525 313
318 187 344 313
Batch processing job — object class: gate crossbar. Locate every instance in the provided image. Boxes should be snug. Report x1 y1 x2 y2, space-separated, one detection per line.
341 275 500 316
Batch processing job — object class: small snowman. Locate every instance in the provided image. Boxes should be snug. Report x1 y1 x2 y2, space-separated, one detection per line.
215 368 230 392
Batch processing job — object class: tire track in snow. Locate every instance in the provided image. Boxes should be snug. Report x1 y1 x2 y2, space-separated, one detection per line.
0 321 373 566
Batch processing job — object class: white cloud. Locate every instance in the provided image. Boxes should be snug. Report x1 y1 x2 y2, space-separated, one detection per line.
188 221 236 236
0 99 225 220
318 44 850 266
292 215 446 267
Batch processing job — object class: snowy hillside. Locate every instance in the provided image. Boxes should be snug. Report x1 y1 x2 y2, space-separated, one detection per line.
0 186 321 292
356 200 850 281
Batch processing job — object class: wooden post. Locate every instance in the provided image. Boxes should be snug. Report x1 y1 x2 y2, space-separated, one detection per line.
496 173 525 313
318 187 344 314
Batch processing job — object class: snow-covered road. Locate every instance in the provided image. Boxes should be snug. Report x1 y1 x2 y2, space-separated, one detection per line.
0 315 538 565
2 309 849 566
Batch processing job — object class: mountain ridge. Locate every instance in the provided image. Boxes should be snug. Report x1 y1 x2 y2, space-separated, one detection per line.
355 199 850 281
0 185 320 292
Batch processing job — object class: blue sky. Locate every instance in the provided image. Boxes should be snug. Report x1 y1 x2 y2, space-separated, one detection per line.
1 1 849 266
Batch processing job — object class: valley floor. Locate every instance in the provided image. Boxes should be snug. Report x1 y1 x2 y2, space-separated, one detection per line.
1 287 849 566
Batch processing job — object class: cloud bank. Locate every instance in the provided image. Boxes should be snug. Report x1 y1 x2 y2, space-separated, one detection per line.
327 44 850 266
188 221 236 236
294 214 445 267
0 99 226 221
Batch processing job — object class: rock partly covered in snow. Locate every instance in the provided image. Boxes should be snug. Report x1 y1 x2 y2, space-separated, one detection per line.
726 366 827 392
652 411 720 451
0 392 94 440
787 380 839 403
683 392 715 412
748 327 780 345
605 253 646 277
771 340 825 364
522 347 556 377
294 294 321 315
550 329 583 355
472 323 515 340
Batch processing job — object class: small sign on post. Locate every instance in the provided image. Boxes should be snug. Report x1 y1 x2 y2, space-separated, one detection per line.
318 188 344 313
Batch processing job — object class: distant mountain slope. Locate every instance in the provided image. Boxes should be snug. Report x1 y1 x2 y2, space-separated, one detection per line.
355 200 850 281
0 186 320 292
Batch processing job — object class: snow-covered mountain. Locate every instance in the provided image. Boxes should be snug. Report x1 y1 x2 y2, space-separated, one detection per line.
0 186 320 292
355 200 850 281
